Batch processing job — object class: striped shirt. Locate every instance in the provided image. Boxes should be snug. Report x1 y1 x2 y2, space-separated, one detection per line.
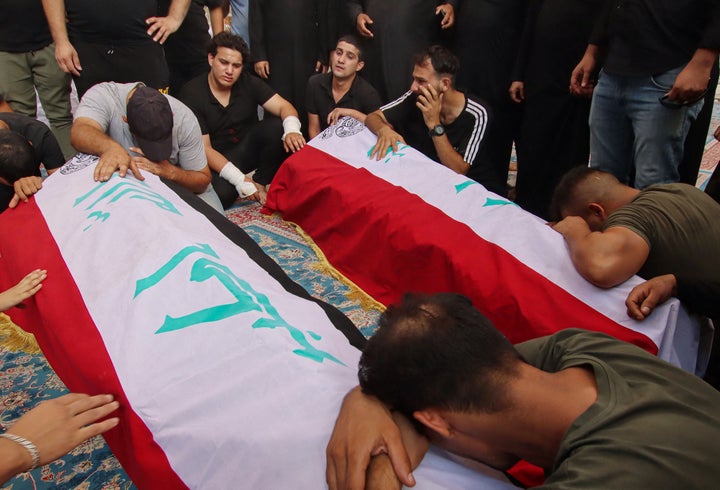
380 90 490 167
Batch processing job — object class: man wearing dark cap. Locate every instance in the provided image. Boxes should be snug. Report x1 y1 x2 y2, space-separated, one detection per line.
71 82 222 212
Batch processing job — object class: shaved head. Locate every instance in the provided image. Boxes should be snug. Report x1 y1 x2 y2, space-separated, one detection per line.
550 167 620 220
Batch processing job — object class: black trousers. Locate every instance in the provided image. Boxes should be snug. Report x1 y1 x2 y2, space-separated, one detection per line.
72 40 169 98
212 117 286 209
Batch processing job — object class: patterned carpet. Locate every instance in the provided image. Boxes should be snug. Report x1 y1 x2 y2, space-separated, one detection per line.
4 95 720 487
0 201 382 489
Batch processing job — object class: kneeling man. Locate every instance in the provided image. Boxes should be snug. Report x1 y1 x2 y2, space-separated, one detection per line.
71 83 222 212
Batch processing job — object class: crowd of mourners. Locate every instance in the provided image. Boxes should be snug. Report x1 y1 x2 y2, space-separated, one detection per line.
2 1 720 488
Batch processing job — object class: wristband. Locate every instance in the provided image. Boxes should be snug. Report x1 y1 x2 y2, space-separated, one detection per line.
281 115 302 141
1 432 40 470
219 162 257 197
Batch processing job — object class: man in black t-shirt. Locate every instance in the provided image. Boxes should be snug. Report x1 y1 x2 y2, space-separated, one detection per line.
0 113 65 211
365 46 490 180
159 0 225 95
42 0 190 97
179 32 305 208
306 35 382 139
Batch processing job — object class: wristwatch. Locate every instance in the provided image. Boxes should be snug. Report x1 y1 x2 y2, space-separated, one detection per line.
429 124 445 137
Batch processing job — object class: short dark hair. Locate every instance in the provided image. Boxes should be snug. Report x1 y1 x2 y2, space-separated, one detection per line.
207 31 250 63
549 166 615 220
359 293 521 422
336 34 365 61
0 129 36 184
412 45 460 81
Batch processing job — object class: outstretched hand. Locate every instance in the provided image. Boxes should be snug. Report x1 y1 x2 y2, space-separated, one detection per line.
1 393 119 479
0 269 47 312
94 145 143 183
283 133 305 153
369 127 405 161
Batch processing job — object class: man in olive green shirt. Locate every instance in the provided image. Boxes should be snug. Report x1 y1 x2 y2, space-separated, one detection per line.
326 293 720 490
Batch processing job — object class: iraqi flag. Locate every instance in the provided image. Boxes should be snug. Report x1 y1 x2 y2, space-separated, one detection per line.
0 154 519 489
265 118 705 374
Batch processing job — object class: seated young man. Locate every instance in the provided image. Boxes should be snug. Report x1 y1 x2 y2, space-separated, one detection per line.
364 45 490 179
180 32 305 209
326 293 720 489
305 35 382 139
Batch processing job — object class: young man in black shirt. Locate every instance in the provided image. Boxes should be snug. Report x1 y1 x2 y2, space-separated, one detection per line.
305 35 382 139
0 109 66 211
42 0 190 97
179 32 305 208
365 45 490 179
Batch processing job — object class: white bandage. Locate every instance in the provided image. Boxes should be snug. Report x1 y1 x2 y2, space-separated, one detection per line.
281 115 302 141
219 162 257 197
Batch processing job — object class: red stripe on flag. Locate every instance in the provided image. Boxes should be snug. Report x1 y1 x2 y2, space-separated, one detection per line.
267 146 657 353
0 199 187 489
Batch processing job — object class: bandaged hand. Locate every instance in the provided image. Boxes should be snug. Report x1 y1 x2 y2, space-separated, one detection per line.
219 162 257 197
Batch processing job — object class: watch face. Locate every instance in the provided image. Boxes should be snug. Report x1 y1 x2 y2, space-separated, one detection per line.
432 125 445 136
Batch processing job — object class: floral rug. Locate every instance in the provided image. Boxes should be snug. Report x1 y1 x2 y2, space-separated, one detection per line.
1 201 381 489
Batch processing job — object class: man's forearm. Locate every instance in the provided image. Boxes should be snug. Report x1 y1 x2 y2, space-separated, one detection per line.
432 135 470 175
208 6 225 35
365 111 389 136
553 217 647 288
70 120 126 158
366 455 402 490
203 139 232 174
164 165 211 194
167 0 191 25
42 0 70 44
0 438 30 486
689 48 720 75
278 105 300 121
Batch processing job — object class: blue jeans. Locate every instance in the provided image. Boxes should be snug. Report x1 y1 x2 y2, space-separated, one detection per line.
230 0 250 47
589 66 703 188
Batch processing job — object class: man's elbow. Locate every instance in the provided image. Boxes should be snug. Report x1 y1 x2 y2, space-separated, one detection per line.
577 261 632 289
365 111 384 133
196 169 212 192
184 167 211 194
446 160 470 175
69 123 86 149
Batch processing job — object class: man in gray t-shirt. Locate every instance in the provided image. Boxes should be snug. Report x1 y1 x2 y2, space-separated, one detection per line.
72 82 222 212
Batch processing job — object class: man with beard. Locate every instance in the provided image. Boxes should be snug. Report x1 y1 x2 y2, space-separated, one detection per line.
365 46 489 178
